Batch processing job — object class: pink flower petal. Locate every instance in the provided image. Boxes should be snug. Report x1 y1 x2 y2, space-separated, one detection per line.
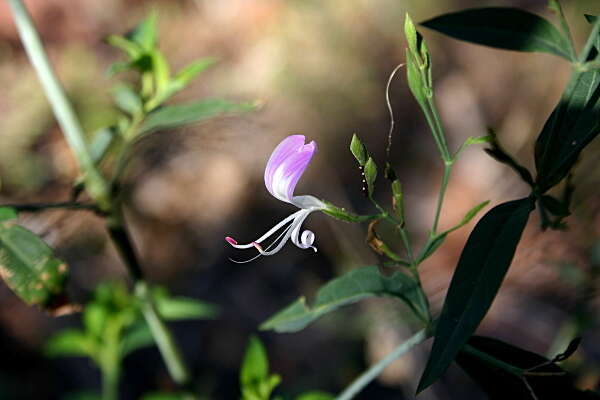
264 135 317 203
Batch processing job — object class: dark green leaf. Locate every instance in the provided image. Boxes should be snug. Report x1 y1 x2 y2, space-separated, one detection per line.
0 222 69 309
422 8 572 60
140 99 256 134
535 68 600 191
141 393 187 400
260 266 421 333
417 197 535 393
46 329 94 358
240 336 269 387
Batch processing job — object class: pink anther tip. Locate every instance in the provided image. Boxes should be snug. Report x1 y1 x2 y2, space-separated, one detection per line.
225 236 238 245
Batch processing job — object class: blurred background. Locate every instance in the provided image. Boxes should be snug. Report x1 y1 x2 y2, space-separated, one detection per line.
1 0 600 398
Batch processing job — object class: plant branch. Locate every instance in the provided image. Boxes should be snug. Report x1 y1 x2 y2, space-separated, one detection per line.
335 329 429 400
7 0 110 209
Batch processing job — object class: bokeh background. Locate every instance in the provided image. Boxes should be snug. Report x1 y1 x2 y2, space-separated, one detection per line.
1 0 600 399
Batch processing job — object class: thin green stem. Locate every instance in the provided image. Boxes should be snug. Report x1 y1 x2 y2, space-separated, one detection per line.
101 366 119 400
107 209 192 387
335 329 429 400
370 197 414 262
7 0 109 209
432 163 452 234
579 16 600 63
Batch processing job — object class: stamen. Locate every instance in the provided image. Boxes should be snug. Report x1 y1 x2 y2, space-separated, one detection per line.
225 236 238 245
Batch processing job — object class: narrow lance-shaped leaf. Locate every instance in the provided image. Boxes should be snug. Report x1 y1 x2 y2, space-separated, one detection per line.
350 133 368 166
140 99 257 134
364 157 377 196
421 8 573 60
261 266 423 333
417 197 535 393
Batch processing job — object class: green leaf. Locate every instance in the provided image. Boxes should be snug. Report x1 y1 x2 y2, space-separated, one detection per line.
391 179 404 221
83 303 108 338
45 329 95 358
417 197 535 393
454 135 491 159
260 266 421 333
89 127 118 164
121 323 154 357
321 201 378 223
350 133 368 166
112 85 143 116
0 207 17 222
296 392 335 400
154 290 218 321
457 336 599 400
167 57 217 95
416 201 489 264
128 12 158 51
140 99 256 134
406 48 428 109
106 35 143 59
364 157 377 196
421 8 572 60
240 336 269 387
535 67 600 192
405 14 419 57
150 49 171 95
0 221 69 308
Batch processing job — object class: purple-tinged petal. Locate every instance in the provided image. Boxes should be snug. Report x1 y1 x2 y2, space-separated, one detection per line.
264 135 317 203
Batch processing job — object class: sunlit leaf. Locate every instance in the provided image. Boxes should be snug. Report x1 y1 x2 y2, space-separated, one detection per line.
296 392 335 400
422 8 572 60
240 336 269 387
127 12 158 51
261 266 422 333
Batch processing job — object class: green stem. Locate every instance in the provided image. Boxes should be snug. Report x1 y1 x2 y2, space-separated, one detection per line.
432 162 452 234
7 0 109 209
335 329 429 400
101 366 119 400
0 201 101 214
107 209 192 386
427 97 451 162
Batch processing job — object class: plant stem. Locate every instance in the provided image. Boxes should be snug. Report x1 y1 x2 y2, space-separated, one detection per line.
107 209 191 386
7 0 110 209
101 366 119 400
0 202 102 214
335 329 429 400
432 162 452 234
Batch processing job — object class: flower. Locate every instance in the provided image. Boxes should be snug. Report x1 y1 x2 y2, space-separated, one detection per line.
226 135 325 262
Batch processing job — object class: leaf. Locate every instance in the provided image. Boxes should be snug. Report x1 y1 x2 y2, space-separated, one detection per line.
240 336 269 387
416 200 490 264
112 85 143 116
141 393 187 400
45 329 94 358
421 8 572 60
296 392 335 400
166 57 217 96
106 35 143 59
364 157 377 196
121 323 154 357
140 99 256 134
0 207 17 222
127 12 158 51
83 303 108 338
154 291 218 321
150 49 171 95
350 133 368 166
89 127 118 164
0 221 69 309
321 202 378 223
260 266 421 333
456 336 600 400
534 67 600 191
417 197 535 393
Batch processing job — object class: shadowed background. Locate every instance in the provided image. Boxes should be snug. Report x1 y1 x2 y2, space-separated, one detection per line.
0 0 600 399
